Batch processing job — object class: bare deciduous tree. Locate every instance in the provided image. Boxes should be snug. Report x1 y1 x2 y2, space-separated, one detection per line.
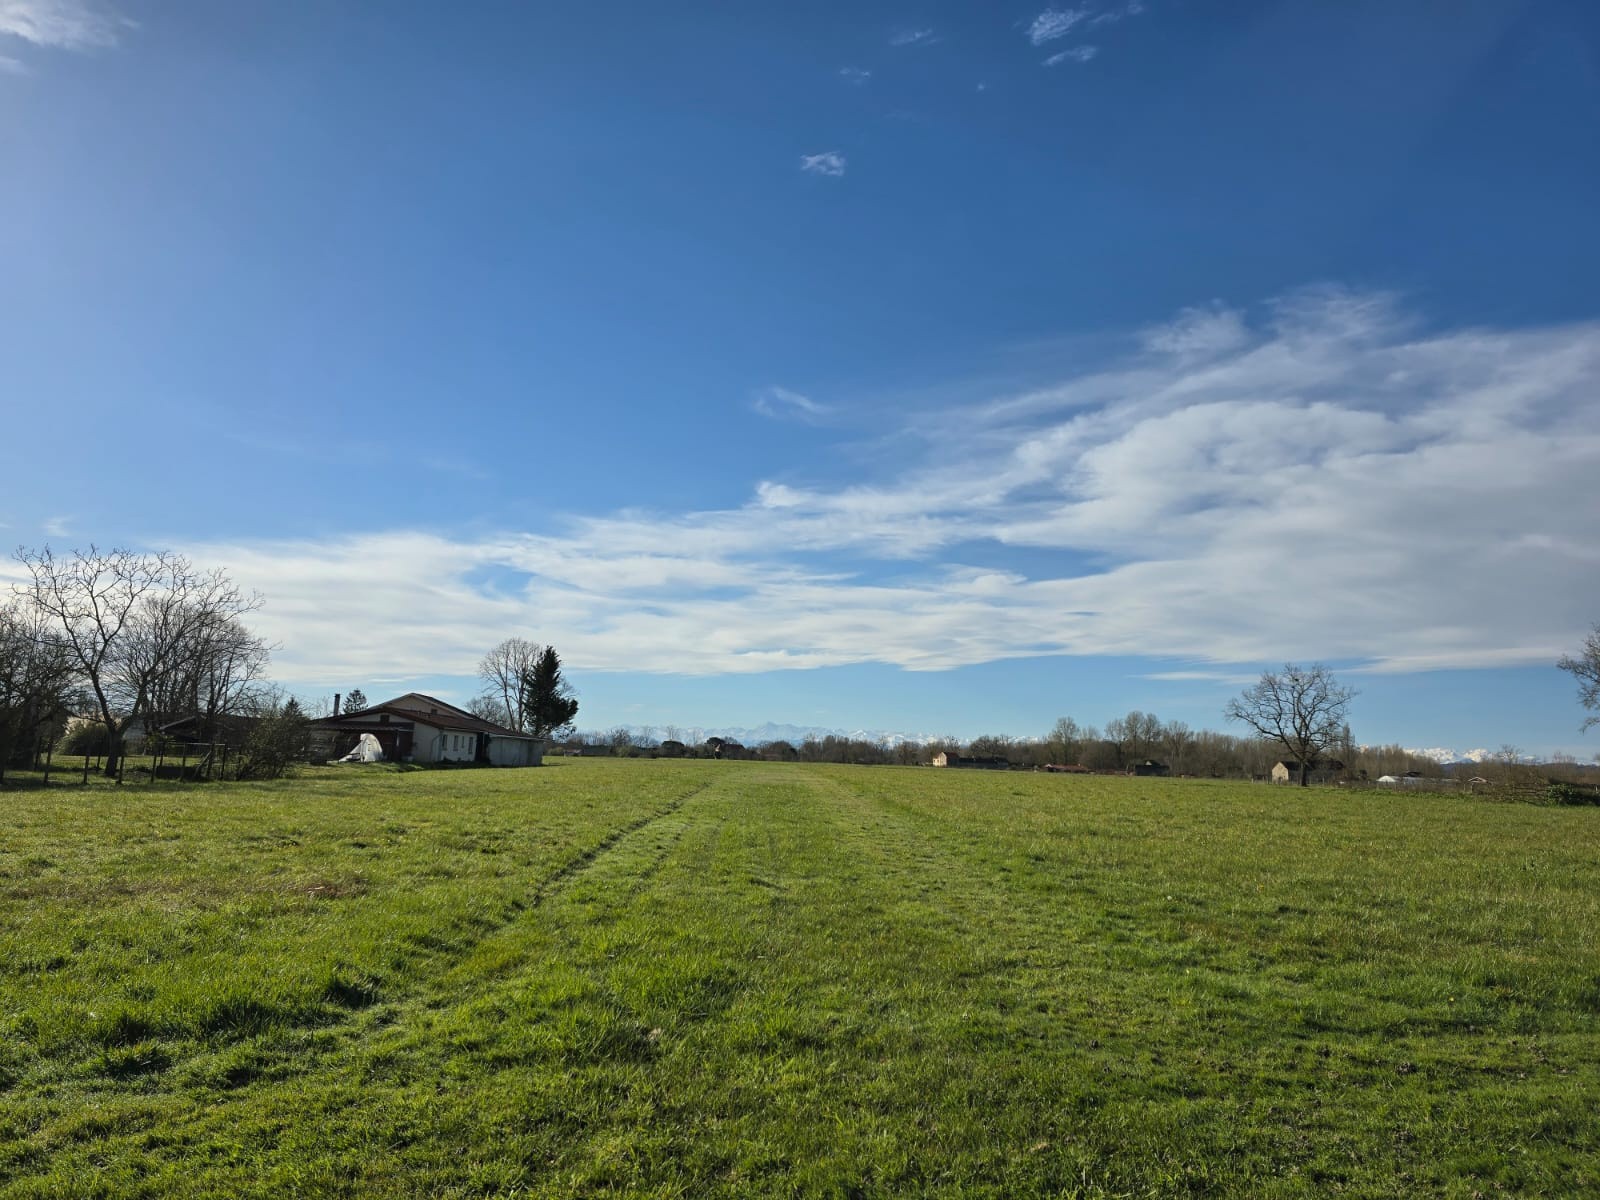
0 600 81 780
1557 625 1600 732
1047 716 1082 766
1162 720 1194 776
1224 664 1356 787
468 693 512 725
145 610 272 743
477 637 544 733
17 546 264 776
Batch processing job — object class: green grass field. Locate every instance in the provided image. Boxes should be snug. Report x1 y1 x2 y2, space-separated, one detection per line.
1 761 1596 1198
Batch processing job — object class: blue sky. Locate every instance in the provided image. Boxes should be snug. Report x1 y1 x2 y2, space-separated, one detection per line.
3 0 1598 758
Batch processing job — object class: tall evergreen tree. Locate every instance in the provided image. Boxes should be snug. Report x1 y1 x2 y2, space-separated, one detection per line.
520 646 579 740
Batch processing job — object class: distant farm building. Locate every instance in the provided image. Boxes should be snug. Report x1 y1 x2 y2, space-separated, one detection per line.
932 753 1011 769
1377 770 1428 787
1271 759 1345 785
308 692 543 766
1128 760 1170 777
704 737 747 759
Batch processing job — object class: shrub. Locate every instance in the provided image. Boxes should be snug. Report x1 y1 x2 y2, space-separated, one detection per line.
1544 781 1600 806
61 721 111 756
235 700 310 780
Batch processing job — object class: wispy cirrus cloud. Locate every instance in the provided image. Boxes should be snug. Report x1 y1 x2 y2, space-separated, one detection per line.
1045 46 1098 66
838 66 871 84
1140 670 1260 686
800 151 847 177
1027 8 1090 45
182 289 1600 686
1027 2 1145 63
890 28 936 47
41 515 73 538
0 53 24 72
1090 0 1146 27
752 386 830 423
0 0 128 50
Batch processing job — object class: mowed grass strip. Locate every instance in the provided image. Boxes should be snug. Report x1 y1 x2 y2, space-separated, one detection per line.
0 762 716 1181
2 762 1597 1197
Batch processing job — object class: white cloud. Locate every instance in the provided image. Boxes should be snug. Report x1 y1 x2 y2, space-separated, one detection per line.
0 52 25 72
1089 1 1146 27
890 28 936 47
1028 9 1090 46
176 291 1600 685
838 66 871 84
800 151 847 177
0 0 126 50
1044 45 1098 65
752 386 829 422
1140 670 1259 685
41 515 72 538
1141 303 1252 358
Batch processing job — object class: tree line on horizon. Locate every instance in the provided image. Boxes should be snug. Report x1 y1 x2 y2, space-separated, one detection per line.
561 720 1596 785
6 544 1597 787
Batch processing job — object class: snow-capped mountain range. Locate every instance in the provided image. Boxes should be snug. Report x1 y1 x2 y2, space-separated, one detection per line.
587 722 940 748
1405 747 1499 764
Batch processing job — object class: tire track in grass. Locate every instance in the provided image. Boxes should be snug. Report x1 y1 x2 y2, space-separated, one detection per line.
527 779 715 908
479 766 1104 1198
188 772 749 1196
0 771 724 1195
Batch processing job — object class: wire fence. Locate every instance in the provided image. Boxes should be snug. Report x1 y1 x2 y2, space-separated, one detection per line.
0 742 248 789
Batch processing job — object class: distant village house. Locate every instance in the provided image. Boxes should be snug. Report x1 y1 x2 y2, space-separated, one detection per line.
1271 759 1345 785
932 752 1011 769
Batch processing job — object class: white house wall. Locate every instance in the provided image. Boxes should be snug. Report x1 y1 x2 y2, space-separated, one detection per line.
414 727 478 764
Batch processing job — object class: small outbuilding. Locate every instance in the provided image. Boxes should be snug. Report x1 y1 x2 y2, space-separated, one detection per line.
1271 759 1345 785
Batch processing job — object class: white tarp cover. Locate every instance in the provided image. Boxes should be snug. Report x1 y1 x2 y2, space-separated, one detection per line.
339 732 385 763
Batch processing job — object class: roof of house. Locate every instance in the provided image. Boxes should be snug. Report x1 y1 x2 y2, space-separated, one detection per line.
158 714 263 737
312 695 532 739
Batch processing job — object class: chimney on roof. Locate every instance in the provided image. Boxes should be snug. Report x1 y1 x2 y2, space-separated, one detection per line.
333 693 341 717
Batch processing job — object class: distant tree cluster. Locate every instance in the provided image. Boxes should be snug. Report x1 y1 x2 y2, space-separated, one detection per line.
6 545 273 779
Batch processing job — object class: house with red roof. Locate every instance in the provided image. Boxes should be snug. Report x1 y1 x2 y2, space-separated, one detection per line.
308 692 543 766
